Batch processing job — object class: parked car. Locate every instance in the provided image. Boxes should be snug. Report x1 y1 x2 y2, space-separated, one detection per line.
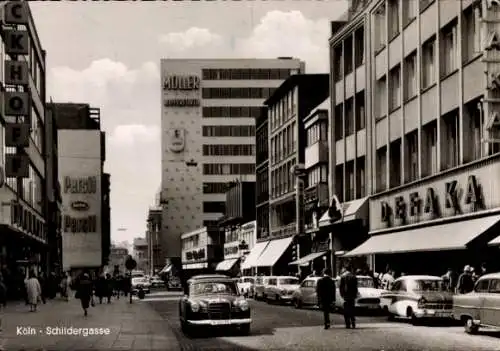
452 272 500 334
131 277 151 294
237 277 255 298
292 276 326 309
150 275 164 288
253 276 272 300
335 275 384 311
264 276 300 304
379 275 453 325
178 274 251 335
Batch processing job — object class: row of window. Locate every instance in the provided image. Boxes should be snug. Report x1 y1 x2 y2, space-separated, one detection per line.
257 168 269 203
269 89 297 131
203 182 228 194
202 69 292 80
270 122 297 165
257 205 269 239
256 127 269 165
334 91 366 141
202 144 255 156
335 156 366 203
202 88 277 99
203 201 225 213
202 163 255 175
307 165 328 188
182 234 200 250
271 159 296 199
333 26 365 81
202 126 255 137
202 106 263 118
307 120 328 147
4 161 44 216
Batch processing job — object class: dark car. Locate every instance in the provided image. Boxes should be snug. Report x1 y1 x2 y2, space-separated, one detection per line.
179 274 252 335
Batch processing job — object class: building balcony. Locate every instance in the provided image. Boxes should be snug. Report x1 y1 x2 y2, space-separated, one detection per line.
305 141 328 169
304 183 329 207
270 222 296 238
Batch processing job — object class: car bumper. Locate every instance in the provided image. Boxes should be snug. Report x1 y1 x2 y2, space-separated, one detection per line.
187 318 252 326
355 303 381 309
414 309 453 318
279 295 294 301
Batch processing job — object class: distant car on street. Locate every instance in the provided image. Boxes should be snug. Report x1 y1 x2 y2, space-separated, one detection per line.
334 275 384 311
236 277 255 298
452 272 500 334
380 275 453 325
131 277 151 294
264 276 300 304
253 276 272 300
178 274 251 336
150 275 164 288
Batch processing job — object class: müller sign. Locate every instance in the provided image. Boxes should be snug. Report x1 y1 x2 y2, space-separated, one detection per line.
163 74 201 108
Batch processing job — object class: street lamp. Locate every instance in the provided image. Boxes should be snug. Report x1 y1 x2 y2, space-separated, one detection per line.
291 164 307 277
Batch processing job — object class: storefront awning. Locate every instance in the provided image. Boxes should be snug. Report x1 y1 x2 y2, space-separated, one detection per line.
289 251 327 266
255 236 294 267
159 264 172 274
319 197 368 227
215 258 239 271
182 262 208 270
344 215 500 257
240 241 269 270
489 235 500 246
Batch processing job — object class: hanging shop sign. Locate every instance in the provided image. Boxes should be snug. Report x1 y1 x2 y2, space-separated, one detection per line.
185 248 206 261
5 123 30 147
4 30 29 56
163 75 200 90
10 201 43 238
5 154 29 178
4 61 29 86
3 92 30 117
63 176 97 194
482 0 500 144
4 1 29 25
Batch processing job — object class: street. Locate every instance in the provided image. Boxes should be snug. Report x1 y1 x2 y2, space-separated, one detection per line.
145 291 500 351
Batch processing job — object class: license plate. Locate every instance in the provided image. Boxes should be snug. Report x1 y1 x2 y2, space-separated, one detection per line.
435 312 450 317
211 320 231 325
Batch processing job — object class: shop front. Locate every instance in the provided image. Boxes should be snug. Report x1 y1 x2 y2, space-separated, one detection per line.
252 236 295 276
318 196 370 276
345 156 500 275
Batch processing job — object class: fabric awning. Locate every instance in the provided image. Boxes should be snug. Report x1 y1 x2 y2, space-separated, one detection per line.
159 264 172 274
240 241 269 270
489 235 500 246
289 251 327 266
344 215 500 257
319 197 368 227
255 236 294 267
215 258 239 271
182 262 208 270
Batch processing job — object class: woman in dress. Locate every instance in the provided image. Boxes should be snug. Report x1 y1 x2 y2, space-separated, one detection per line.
25 271 41 312
60 272 71 301
76 273 93 316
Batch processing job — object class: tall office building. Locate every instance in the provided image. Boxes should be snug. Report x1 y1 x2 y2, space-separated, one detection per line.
160 58 305 266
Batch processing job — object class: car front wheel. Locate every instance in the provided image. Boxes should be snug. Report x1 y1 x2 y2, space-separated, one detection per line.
464 317 479 334
294 298 302 309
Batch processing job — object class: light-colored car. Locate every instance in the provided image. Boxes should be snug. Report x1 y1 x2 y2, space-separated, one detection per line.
452 272 500 334
264 276 300 304
292 276 324 309
131 277 151 294
150 275 164 287
379 275 453 325
237 277 255 298
253 276 272 300
335 275 384 311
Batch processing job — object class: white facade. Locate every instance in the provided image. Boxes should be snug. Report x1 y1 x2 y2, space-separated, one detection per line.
58 130 103 270
224 220 257 260
160 58 305 259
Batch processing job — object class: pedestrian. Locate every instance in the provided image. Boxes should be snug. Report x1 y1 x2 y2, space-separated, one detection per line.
479 263 487 277
105 274 113 303
456 265 474 294
76 273 93 317
441 268 457 292
38 272 46 304
60 272 71 301
381 269 395 290
25 271 42 312
315 268 336 330
95 274 106 304
339 264 358 329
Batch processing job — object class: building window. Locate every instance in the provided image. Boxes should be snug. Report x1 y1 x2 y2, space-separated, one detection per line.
335 165 344 202
422 121 438 176
376 75 387 119
202 87 277 99
388 0 400 40
376 147 387 192
307 164 328 187
389 65 401 111
356 156 366 198
440 21 458 77
404 52 417 100
203 182 228 194
202 68 292 80
374 3 387 52
355 91 366 131
345 98 354 136
344 36 353 75
403 0 417 25
345 161 355 201
422 37 436 89
465 100 482 162
335 103 344 141
390 139 401 188
202 125 255 137
463 5 482 63
202 163 255 175
334 45 343 81
443 111 459 170
405 131 418 182
202 144 255 156
420 0 434 12
202 106 263 118
203 201 225 213
354 27 365 68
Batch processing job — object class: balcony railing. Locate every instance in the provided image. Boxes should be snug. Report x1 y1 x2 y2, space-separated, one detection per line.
270 222 296 238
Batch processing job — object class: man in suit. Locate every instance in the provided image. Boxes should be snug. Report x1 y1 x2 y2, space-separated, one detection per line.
340 264 359 329
316 268 336 329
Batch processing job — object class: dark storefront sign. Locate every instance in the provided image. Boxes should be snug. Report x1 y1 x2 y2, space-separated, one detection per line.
10 201 44 239
185 248 206 261
311 239 329 253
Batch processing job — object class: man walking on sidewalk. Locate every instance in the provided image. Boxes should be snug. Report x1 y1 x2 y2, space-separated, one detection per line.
339 264 358 329
316 268 336 330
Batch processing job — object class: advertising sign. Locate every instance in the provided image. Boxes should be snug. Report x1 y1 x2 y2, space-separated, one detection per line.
5 154 29 178
3 92 30 117
5 124 30 147
167 128 185 153
4 61 29 86
163 74 201 107
4 30 29 56
4 2 29 25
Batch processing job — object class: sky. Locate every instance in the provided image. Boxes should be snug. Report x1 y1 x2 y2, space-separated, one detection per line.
30 1 348 246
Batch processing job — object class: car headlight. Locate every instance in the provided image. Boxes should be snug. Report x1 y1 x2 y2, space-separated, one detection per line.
417 297 426 308
235 299 249 311
190 301 200 312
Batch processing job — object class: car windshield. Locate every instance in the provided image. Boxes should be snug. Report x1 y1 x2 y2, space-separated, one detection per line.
190 281 238 296
410 279 443 291
243 278 254 283
279 278 299 285
358 277 375 288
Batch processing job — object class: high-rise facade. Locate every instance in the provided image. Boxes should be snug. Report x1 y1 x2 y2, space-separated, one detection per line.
160 58 305 266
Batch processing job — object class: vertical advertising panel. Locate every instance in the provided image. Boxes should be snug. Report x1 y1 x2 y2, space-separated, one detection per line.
59 131 102 270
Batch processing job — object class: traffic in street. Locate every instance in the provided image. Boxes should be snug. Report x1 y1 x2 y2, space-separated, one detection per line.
145 291 500 351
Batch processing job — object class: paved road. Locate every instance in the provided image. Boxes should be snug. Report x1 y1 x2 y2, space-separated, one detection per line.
146 292 500 351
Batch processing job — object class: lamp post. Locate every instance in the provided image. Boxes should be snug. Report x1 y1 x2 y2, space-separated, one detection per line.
292 164 307 277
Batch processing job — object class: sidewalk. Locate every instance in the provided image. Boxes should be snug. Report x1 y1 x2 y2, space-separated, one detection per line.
0 296 180 350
